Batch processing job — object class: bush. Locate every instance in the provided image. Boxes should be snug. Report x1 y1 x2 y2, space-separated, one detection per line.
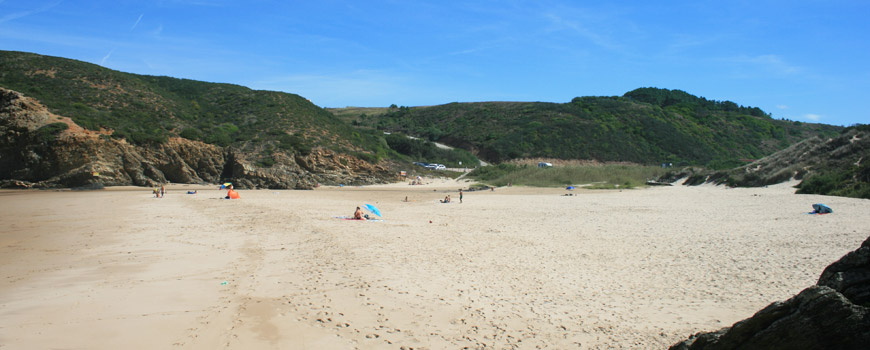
797 172 843 195
36 122 69 142
205 132 233 147
797 166 870 199
179 128 202 141
278 133 311 155
257 156 276 167
352 152 379 164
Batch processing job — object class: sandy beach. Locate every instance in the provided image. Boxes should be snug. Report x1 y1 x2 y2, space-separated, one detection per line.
1 179 867 349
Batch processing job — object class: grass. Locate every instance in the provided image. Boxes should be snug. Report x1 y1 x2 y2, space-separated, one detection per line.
468 164 667 188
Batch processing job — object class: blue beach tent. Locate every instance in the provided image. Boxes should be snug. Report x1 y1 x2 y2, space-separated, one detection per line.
811 203 833 214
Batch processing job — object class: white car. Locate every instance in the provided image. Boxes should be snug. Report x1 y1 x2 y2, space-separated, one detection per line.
435 164 446 170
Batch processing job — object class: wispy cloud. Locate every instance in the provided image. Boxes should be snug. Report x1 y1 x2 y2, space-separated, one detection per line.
804 113 821 121
250 70 406 106
728 54 802 75
152 24 163 37
100 48 115 65
168 0 225 7
0 0 63 24
131 13 143 31
542 12 621 51
776 105 789 110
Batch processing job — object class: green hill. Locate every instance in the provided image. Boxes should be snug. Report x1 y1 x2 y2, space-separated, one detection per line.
343 88 841 167
0 50 381 155
0 50 849 191
0 51 487 188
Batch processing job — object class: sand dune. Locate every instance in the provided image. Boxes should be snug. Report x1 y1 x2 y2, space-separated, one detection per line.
1 179 867 349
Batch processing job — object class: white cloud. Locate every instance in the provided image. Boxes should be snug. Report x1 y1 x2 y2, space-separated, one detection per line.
776 104 789 110
804 113 821 121
250 70 406 107
100 48 114 65
131 14 143 31
729 54 802 75
151 24 163 37
0 0 63 24
542 13 621 51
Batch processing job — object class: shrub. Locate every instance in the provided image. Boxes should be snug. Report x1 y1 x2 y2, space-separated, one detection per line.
179 128 202 141
353 152 379 164
36 122 69 142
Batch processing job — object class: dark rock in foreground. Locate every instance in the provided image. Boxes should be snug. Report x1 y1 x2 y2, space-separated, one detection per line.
670 237 870 350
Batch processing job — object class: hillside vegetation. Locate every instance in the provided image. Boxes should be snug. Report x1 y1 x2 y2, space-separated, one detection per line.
0 51 487 170
665 124 869 199
468 163 667 189
0 51 395 158
3 50 857 194
342 88 840 167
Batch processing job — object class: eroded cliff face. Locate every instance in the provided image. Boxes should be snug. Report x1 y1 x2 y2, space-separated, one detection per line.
0 88 398 189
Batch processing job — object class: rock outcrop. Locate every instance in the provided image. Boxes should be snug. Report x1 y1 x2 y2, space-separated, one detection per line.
0 87 398 189
669 236 870 350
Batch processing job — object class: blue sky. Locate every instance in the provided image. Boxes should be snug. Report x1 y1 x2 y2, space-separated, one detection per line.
1 0 868 126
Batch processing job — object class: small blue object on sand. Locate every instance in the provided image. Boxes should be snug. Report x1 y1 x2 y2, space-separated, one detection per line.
809 203 833 214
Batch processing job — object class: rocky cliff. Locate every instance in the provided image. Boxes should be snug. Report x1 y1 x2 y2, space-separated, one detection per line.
0 88 398 189
669 236 870 350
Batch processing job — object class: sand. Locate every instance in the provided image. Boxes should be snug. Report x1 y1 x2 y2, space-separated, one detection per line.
1 179 867 349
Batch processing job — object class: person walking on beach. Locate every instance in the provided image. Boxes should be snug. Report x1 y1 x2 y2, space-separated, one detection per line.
459 189 463 203
160 185 165 198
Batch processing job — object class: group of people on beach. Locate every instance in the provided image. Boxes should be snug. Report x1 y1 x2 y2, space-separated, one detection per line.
152 185 165 198
440 189 463 203
154 184 236 199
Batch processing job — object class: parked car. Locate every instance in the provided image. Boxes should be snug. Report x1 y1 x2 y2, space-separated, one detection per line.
435 164 446 170
538 162 553 168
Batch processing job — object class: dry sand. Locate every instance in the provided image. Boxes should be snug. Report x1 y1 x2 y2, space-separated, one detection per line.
1 179 867 349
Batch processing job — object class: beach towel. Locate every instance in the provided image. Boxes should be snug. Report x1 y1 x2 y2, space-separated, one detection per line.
333 216 385 222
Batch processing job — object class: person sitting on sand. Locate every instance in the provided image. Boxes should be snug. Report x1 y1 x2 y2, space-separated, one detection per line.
353 206 366 220
225 185 240 199
441 195 451 203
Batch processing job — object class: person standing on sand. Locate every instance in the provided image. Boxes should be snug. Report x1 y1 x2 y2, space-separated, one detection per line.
459 189 463 203
160 185 165 198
